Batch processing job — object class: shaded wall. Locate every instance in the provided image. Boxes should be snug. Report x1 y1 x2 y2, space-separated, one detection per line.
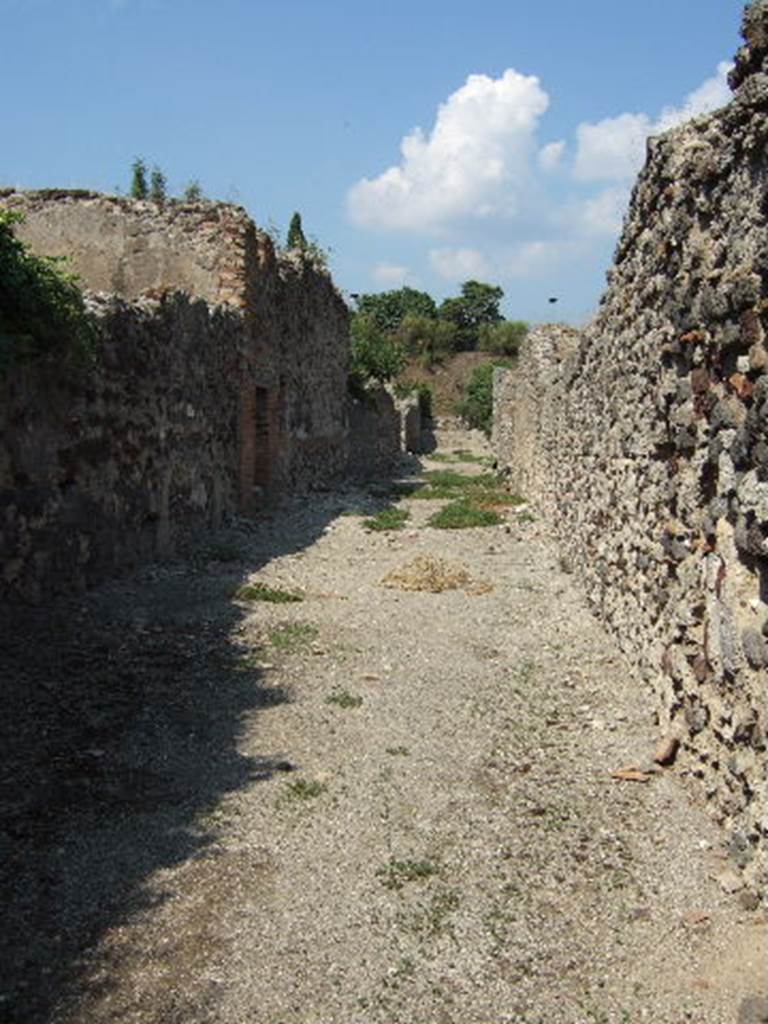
2 191 351 510
1 294 243 602
494 5 768 885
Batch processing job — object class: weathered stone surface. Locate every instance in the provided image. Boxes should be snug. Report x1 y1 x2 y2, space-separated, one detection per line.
494 5 767 887
0 193 400 603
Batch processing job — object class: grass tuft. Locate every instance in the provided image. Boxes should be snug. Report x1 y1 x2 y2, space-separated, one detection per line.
284 778 325 801
363 507 410 532
325 689 364 709
268 623 319 652
428 500 503 529
376 857 440 891
235 582 304 603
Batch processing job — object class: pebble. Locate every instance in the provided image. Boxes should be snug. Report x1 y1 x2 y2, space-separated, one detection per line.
717 867 745 894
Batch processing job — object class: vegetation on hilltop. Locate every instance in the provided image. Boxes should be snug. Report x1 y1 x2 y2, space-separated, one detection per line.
348 280 527 424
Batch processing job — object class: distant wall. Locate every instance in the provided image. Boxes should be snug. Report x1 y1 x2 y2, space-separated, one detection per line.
494 5 768 885
346 388 402 480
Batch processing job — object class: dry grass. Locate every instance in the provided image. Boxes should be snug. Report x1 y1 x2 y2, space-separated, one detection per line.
380 555 492 595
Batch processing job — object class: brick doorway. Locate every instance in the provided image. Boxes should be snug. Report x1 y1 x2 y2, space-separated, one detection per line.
239 385 274 513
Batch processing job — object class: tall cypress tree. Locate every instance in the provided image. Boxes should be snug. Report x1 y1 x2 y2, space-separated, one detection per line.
150 165 167 204
130 157 148 200
286 212 307 249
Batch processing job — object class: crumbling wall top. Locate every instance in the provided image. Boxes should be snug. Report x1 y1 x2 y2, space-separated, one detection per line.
729 1 768 92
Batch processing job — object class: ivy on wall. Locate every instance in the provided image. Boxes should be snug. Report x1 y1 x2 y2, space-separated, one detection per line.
0 209 96 375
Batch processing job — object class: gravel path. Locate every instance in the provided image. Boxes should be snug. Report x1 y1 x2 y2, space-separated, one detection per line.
2 429 766 1024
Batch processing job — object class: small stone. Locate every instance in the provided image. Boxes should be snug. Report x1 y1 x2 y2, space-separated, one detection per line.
742 628 768 668
739 889 761 912
717 867 745 893
653 734 680 766
738 996 768 1024
629 906 652 921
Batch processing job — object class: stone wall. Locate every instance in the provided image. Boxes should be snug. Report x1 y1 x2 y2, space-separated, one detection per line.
494 4 768 886
346 387 402 480
1 190 353 511
1 294 244 602
0 191 402 602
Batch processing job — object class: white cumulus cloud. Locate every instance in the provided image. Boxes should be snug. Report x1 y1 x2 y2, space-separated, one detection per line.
573 112 652 183
574 62 732 184
538 140 566 173
346 60 734 315
655 60 733 132
347 69 550 232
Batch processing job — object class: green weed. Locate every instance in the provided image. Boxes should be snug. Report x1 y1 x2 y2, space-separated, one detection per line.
235 583 303 603
385 745 410 756
325 689 364 709
428 500 502 529
363 507 410 532
268 622 319 652
377 857 440 891
283 778 326 801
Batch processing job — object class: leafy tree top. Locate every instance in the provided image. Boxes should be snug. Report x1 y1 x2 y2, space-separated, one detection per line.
349 313 405 384
438 279 504 348
356 287 437 334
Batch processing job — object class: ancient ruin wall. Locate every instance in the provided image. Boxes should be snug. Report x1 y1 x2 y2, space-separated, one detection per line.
495 4 768 884
2 190 251 306
1 294 244 602
2 191 352 507
0 193 369 601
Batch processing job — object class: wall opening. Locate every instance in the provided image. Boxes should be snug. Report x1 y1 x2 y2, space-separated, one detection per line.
239 384 274 514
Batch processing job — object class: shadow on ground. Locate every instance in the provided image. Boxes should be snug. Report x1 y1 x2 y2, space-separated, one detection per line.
0 463 421 1023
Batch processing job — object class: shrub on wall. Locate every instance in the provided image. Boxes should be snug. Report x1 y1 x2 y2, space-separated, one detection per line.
349 313 406 386
0 209 96 374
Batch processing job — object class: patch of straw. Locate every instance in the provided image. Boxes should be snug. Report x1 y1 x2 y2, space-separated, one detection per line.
381 555 492 595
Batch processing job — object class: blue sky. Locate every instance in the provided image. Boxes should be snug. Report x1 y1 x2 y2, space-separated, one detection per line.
1 0 745 323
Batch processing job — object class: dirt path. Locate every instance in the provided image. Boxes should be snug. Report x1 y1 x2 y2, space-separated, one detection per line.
2 428 766 1024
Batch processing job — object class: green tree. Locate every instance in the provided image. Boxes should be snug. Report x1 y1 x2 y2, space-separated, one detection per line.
349 313 406 385
356 287 437 334
438 280 504 349
395 314 458 367
130 157 148 199
150 165 167 204
0 209 96 374
183 180 204 202
478 319 528 357
286 212 307 249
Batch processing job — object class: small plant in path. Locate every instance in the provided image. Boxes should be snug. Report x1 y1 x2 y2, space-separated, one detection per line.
325 689 364 709
428 500 502 529
284 778 325 801
363 507 410 532
235 582 304 603
376 857 440 891
268 622 319 652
